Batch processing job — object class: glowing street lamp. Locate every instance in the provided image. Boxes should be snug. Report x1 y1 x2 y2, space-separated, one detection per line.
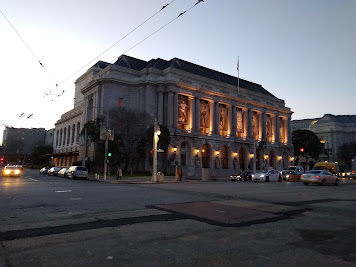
152 119 161 182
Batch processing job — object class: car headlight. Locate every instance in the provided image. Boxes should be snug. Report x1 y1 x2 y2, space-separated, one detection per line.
286 175 289 178
4 170 10 174
260 174 265 177
15 170 20 174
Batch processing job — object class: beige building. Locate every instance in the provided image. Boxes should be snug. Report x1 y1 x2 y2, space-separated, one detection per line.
53 55 293 176
291 114 356 163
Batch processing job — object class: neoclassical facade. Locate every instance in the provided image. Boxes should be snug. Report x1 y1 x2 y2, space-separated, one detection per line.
53 55 293 175
291 114 356 163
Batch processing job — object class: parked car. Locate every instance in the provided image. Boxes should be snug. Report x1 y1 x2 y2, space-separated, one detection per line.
58 168 68 178
40 167 51 175
47 167 62 176
252 169 282 182
2 165 22 177
230 170 255 181
67 166 88 180
301 170 339 185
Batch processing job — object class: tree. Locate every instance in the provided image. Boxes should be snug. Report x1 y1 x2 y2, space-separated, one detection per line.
337 141 356 170
31 145 53 165
137 124 171 170
80 117 104 143
292 129 323 164
108 107 153 173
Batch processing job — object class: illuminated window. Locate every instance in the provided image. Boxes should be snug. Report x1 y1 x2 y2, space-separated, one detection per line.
178 95 189 130
236 107 244 138
118 98 123 107
199 99 210 134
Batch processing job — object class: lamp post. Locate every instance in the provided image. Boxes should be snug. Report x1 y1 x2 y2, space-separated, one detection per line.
152 119 161 182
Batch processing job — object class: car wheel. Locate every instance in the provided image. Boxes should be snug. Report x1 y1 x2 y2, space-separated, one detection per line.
278 176 282 182
303 182 308 185
334 179 339 186
321 179 326 186
265 177 269 182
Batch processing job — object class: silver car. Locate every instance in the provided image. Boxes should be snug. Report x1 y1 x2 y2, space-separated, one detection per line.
67 166 88 180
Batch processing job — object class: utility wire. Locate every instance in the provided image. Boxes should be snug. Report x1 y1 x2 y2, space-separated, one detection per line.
111 0 204 64
48 0 203 103
57 0 177 87
1 9 46 70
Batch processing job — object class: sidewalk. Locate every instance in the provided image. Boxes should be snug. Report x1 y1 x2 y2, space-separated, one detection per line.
87 174 227 184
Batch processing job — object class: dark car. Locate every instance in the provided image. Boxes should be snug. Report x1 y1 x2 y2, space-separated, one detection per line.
40 167 51 175
230 170 254 181
2 165 23 177
47 167 62 176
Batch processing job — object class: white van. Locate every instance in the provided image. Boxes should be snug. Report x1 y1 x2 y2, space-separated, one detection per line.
67 166 88 180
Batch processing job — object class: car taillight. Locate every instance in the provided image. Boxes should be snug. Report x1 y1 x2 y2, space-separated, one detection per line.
315 176 319 178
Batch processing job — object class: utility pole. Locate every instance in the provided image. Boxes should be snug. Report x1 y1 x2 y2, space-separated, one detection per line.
103 114 109 180
152 119 161 182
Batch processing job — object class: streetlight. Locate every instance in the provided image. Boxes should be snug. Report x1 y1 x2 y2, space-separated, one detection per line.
152 119 161 182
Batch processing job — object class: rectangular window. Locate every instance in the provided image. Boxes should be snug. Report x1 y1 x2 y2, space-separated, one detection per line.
199 99 210 134
236 107 244 138
118 98 123 107
178 94 189 130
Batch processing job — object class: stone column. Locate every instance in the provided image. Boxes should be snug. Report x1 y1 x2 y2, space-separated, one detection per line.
157 91 164 125
213 101 219 135
195 96 200 134
173 93 178 129
261 111 266 141
287 114 292 145
230 105 236 138
189 96 195 132
247 108 252 139
275 114 280 145
167 91 173 128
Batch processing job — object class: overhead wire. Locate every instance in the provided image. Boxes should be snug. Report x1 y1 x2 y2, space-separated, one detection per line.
56 0 177 88
0 9 50 73
110 0 205 64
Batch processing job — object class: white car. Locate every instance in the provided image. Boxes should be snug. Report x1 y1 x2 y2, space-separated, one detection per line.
67 166 88 180
252 169 282 182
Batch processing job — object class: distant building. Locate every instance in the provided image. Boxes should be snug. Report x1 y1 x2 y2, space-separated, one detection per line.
291 114 356 162
53 55 293 174
2 127 47 164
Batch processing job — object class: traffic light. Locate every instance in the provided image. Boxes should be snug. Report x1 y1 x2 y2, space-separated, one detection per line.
108 152 112 157
300 148 304 152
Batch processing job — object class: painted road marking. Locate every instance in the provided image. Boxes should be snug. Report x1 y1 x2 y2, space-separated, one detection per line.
29 178 38 181
55 190 72 193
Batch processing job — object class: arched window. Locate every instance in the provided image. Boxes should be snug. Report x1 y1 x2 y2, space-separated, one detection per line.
67 126 71 145
56 130 59 147
63 127 67 147
221 146 229 169
59 129 63 147
202 144 210 168
72 124 75 144
87 98 94 121
76 122 81 143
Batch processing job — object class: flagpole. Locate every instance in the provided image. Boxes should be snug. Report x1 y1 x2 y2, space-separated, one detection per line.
237 57 240 94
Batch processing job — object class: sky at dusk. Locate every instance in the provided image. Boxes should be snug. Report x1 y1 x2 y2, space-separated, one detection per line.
1 0 355 144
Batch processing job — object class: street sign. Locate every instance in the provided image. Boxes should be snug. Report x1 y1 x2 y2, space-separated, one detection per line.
157 149 164 153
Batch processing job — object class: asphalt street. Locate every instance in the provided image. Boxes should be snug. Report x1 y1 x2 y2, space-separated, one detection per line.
0 169 356 266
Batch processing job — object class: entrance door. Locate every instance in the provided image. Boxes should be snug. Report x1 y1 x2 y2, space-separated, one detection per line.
202 144 210 168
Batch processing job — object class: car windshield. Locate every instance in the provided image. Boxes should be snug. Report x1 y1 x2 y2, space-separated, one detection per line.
313 166 325 170
287 167 296 170
5 166 20 170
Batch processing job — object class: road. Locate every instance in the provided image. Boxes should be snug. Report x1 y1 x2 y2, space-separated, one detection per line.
1 169 356 266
